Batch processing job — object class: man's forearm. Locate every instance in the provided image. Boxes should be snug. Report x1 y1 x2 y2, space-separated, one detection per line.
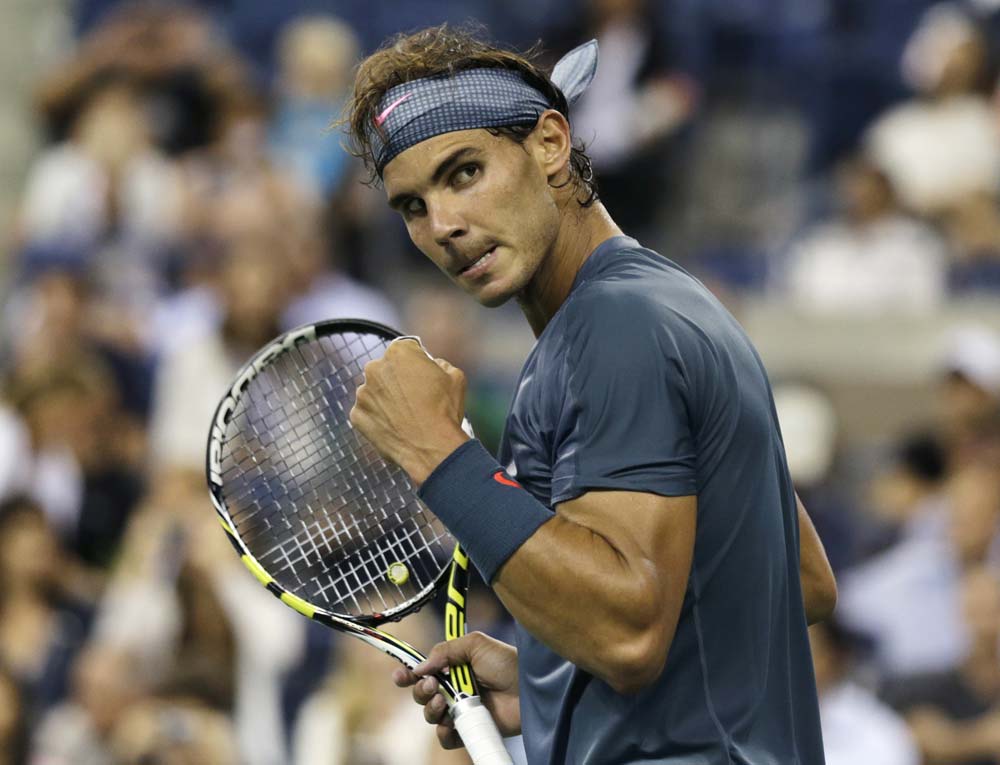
412 440 694 695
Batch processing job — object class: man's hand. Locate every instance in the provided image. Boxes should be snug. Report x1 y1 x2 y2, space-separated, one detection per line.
393 632 521 749
350 339 469 484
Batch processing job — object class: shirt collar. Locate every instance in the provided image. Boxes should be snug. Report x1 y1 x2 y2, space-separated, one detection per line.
569 235 641 294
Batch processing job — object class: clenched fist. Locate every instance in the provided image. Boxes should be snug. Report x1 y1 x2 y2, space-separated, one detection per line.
350 338 470 485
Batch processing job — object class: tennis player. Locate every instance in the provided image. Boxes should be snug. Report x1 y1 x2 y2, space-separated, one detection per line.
347 26 837 765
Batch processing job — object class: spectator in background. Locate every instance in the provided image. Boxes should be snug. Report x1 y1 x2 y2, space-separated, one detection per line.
277 183 400 330
4 365 89 544
91 471 199 677
292 611 473 765
944 190 1000 292
110 479 238 710
148 210 294 471
178 74 272 206
266 14 407 291
93 471 304 765
1 263 150 574
811 619 920 765
109 698 238 765
882 565 1000 765
6 357 144 573
865 431 951 552
280 219 400 329
544 0 696 238
269 15 359 201
939 325 1000 466
784 154 948 316
840 455 1000 686
947 464 1000 569
195 519 306 765
5 264 95 383
30 644 146 765
4 261 154 428
0 497 91 729
18 71 186 308
866 3 1000 218
34 3 245 156
162 558 237 712
0 400 35 506
837 431 966 679
0 669 28 765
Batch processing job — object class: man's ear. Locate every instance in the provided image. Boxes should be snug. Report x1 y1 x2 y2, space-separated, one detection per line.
532 110 572 182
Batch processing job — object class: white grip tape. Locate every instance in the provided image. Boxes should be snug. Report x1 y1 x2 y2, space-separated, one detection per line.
452 696 513 765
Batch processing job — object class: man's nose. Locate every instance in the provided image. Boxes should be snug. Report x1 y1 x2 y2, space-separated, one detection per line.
428 202 467 247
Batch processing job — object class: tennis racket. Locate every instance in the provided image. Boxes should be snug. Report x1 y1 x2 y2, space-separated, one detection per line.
205 318 512 765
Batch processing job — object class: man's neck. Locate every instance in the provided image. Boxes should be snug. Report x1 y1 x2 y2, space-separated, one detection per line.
517 201 624 337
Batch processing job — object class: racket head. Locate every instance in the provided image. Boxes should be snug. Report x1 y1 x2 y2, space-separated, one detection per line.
205 318 456 627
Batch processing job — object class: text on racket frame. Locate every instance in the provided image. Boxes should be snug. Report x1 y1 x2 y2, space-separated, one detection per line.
208 325 318 484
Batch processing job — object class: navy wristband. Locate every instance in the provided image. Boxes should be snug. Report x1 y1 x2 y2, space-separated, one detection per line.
418 439 553 583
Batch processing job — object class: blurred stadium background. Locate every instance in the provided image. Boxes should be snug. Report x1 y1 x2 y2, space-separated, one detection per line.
2 0 1000 763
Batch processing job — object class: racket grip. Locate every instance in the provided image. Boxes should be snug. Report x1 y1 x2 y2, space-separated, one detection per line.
451 696 513 765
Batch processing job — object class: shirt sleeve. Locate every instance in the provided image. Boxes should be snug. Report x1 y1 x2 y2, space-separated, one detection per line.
550 290 699 504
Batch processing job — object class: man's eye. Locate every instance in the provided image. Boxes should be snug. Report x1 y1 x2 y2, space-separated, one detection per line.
453 164 478 185
403 198 425 216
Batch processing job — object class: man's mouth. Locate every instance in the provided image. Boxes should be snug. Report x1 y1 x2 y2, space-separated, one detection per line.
457 246 498 277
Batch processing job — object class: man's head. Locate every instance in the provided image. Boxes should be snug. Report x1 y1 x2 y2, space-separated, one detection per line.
344 26 598 307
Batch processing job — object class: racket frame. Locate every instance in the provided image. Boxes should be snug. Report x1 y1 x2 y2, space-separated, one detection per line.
205 318 476 707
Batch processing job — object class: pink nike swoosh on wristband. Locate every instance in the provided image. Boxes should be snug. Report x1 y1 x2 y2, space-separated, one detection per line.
375 94 413 127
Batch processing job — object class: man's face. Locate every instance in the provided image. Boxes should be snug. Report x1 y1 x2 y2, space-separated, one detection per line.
382 127 561 307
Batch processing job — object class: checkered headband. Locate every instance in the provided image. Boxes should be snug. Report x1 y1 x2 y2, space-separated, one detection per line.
367 40 598 175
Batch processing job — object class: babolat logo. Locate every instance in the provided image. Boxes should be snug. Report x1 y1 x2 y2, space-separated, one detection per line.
444 548 475 696
207 326 317 484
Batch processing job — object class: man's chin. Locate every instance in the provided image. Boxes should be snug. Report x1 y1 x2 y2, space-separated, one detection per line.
474 289 515 308
460 277 517 308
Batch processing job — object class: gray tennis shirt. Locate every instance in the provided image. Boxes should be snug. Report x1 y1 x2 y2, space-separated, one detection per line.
497 237 824 765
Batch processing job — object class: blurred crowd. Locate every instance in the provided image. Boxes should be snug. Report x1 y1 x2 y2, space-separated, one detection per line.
2 0 1000 763
774 328 1000 765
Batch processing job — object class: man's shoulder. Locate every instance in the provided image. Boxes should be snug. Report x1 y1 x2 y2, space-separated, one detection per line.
572 240 711 309
563 253 658 315
558 259 711 355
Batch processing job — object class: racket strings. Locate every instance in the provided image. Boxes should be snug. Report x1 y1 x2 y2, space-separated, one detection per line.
218 331 453 619
225 364 445 614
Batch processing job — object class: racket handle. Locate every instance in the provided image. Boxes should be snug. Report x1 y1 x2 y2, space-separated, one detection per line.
451 696 513 765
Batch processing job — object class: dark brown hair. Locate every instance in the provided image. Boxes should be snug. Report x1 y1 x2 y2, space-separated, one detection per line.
342 24 598 206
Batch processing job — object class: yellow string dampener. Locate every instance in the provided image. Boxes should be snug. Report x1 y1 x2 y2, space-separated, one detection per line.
387 561 410 585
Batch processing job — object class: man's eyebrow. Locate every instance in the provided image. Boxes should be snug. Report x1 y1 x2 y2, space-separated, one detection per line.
387 147 479 210
431 146 479 185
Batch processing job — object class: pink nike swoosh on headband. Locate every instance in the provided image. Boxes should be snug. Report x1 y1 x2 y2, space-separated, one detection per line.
375 94 413 127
